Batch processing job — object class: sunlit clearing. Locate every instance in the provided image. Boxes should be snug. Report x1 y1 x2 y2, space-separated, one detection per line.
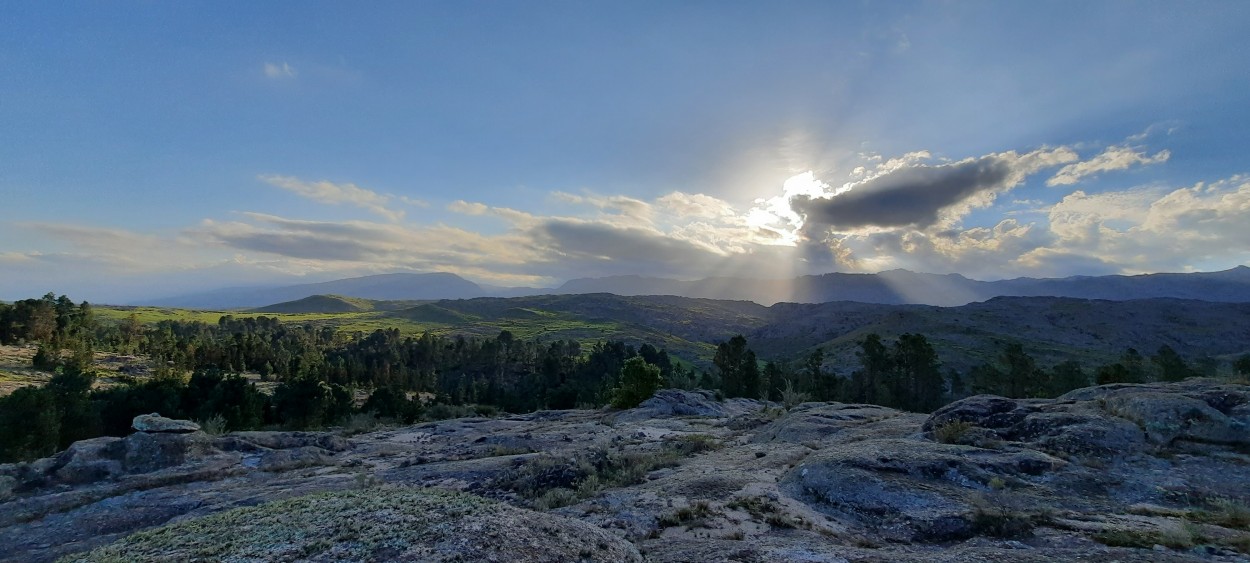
745 171 835 245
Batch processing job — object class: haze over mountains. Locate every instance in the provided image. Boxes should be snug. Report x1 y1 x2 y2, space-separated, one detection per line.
140 267 1250 310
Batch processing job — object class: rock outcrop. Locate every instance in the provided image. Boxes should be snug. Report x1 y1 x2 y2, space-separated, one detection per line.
3 380 1250 562
130 413 200 434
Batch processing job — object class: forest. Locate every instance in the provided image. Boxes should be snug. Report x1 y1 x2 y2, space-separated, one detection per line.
2 293 1248 463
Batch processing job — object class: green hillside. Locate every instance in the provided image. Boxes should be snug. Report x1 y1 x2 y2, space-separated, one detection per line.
95 294 1250 373
251 294 374 314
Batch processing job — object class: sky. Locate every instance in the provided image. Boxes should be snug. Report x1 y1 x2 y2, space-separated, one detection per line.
3 1 1250 303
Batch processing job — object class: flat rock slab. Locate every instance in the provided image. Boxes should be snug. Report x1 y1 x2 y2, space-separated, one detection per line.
66 487 642 563
131 414 200 434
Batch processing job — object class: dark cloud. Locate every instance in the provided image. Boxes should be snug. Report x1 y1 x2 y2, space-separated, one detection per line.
793 156 1013 230
530 219 798 279
535 220 715 270
209 230 380 261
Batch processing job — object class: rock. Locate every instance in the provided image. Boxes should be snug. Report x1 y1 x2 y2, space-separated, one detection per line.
751 402 909 444
72 487 643 562
122 431 213 474
258 445 332 472
221 431 350 452
925 394 1148 456
1103 392 1249 446
782 438 1065 542
45 437 126 486
131 413 200 434
631 389 728 417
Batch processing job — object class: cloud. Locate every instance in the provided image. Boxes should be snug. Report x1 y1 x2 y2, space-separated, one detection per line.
263 62 297 79
656 192 736 219
260 175 403 221
552 191 653 223
1047 145 1171 186
791 148 1075 232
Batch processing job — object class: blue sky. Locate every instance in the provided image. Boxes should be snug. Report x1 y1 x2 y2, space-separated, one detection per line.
3 1 1250 302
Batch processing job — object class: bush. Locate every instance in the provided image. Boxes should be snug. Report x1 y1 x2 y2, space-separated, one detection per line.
0 386 61 462
933 420 974 444
780 378 810 410
610 357 663 409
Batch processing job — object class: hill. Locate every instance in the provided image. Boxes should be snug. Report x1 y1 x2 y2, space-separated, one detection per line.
367 294 1250 373
556 266 1250 306
143 272 485 309
250 294 374 314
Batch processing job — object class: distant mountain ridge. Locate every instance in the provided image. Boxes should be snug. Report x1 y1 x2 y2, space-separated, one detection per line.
139 266 1250 310
554 266 1250 306
144 272 485 309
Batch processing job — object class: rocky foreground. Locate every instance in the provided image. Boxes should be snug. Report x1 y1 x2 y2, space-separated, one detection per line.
2 380 1250 562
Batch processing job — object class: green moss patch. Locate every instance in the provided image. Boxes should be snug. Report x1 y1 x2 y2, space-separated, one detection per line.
64 487 639 562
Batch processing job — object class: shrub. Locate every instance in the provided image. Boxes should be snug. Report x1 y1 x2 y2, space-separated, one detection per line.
933 420 974 444
610 357 663 409
199 414 227 436
534 488 579 510
780 378 810 410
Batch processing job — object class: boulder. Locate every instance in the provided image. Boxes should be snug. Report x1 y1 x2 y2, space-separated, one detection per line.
45 437 126 486
750 402 909 444
131 413 200 434
220 431 350 452
782 438 1065 542
1104 392 1249 446
924 394 1150 456
122 431 214 474
615 389 768 422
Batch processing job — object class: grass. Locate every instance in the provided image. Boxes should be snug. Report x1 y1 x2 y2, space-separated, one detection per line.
657 501 714 529
93 304 720 364
61 486 632 562
727 496 810 530
500 435 724 510
1093 522 1205 550
968 493 1052 539
932 420 975 444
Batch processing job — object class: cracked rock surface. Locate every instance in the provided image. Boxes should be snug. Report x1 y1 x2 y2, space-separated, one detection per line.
2 380 1249 562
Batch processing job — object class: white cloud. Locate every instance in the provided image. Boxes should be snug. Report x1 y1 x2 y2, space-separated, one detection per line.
1047 145 1171 186
263 61 297 79
260 175 403 222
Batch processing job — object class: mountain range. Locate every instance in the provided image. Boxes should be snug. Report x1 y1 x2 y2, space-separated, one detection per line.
138 266 1250 309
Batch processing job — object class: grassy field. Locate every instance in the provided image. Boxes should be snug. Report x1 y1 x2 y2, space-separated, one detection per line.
92 304 713 361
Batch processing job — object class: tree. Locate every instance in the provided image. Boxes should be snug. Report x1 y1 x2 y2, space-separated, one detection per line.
0 386 61 462
891 333 944 412
1236 354 1250 376
273 376 333 429
1048 360 1089 396
611 357 663 409
1152 345 1193 382
804 348 838 401
714 335 759 398
362 387 420 423
1000 342 1039 398
847 334 891 404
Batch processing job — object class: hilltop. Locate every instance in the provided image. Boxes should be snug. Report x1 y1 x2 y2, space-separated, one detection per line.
133 267 1250 309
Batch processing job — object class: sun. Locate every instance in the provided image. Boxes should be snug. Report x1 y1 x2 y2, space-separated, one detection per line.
744 171 833 245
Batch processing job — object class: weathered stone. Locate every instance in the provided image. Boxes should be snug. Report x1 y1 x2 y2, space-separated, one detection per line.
46 437 126 486
222 431 350 452
131 413 200 434
750 402 907 444
122 431 213 474
6 379 1250 563
257 445 332 472
782 438 1065 542
1104 392 1249 446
